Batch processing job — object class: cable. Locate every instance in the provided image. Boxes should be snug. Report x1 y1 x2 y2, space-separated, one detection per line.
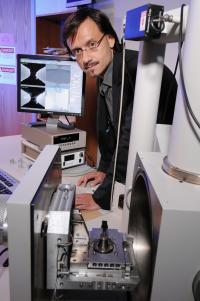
57 119 75 130
0 247 8 256
64 115 72 125
173 51 180 77
110 37 126 208
51 246 64 301
157 9 185 123
178 4 200 129
151 18 165 34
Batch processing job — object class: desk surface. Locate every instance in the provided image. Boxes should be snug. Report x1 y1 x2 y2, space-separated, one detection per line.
0 135 124 301
0 135 123 228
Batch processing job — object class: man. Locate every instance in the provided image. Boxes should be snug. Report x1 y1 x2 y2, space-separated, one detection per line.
63 7 177 211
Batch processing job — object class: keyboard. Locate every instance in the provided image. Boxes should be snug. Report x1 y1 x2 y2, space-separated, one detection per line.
0 168 19 267
0 168 19 233
0 168 19 228
0 168 19 197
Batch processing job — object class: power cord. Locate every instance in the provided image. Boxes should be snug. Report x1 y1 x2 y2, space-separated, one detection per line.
110 36 126 208
57 116 75 130
0 247 8 267
0 247 8 256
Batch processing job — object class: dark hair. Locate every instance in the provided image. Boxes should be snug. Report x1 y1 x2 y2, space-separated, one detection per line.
63 7 121 54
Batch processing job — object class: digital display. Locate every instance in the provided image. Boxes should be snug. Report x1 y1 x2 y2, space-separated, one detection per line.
64 154 75 161
54 133 79 144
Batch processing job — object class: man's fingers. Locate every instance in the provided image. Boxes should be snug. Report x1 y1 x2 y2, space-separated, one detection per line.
91 173 106 186
75 204 86 210
75 194 89 205
77 173 96 186
75 193 101 211
75 195 84 204
82 177 89 187
77 178 84 186
75 204 88 210
91 178 100 186
77 176 88 186
75 195 89 209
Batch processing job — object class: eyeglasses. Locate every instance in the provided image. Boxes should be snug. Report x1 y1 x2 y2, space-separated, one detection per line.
71 34 106 58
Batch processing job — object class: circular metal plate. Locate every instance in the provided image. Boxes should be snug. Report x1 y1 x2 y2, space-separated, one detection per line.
162 156 200 185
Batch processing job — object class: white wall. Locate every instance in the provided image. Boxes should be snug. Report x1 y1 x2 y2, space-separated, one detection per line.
95 0 190 71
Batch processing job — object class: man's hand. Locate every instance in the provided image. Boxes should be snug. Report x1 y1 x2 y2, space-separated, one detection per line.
75 193 100 210
77 171 106 187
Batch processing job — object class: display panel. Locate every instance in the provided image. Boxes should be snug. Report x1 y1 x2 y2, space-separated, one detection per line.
17 54 85 116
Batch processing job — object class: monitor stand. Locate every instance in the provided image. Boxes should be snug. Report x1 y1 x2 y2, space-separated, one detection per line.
46 116 59 127
29 116 75 130
28 121 46 127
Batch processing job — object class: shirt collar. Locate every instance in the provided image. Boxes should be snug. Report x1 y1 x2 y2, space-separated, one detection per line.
101 61 113 87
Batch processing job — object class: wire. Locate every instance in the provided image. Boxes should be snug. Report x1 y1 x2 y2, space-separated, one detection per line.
51 246 64 301
57 119 75 130
110 37 126 208
173 52 180 77
51 241 72 300
178 4 200 129
158 9 185 123
0 248 8 256
64 115 72 125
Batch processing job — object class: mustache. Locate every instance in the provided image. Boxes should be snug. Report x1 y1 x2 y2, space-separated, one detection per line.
83 61 97 70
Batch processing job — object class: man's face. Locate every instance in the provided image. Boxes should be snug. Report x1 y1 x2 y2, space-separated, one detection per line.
67 18 115 77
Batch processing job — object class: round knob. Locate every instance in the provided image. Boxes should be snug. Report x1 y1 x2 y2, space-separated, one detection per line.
93 220 114 254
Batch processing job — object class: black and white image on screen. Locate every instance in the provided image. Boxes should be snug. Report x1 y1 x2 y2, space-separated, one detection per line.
20 58 83 115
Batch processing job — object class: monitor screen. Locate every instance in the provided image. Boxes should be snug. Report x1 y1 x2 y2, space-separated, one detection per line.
66 0 93 8
17 54 85 116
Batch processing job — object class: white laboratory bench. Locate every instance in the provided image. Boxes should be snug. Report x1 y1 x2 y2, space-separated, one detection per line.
0 135 124 301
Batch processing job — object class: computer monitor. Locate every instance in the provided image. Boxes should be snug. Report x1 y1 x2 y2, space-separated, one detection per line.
17 54 85 126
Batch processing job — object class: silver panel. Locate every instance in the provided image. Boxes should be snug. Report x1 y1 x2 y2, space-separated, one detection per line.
21 123 86 151
128 152 200 301
46 184 75 289
7 145 61 301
